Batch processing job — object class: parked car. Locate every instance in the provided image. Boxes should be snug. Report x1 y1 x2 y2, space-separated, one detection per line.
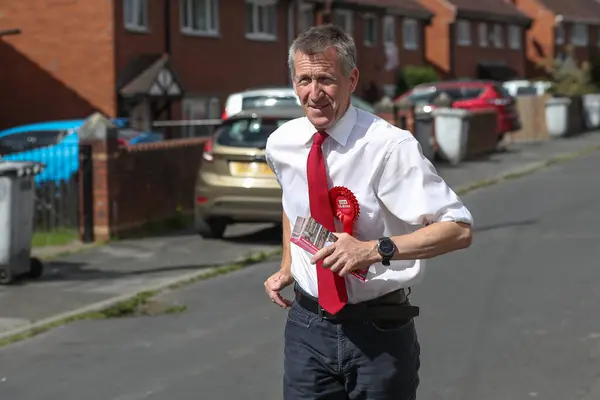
396 80 521 139
195 106 305 238
222 87 375 119
0 118 162 184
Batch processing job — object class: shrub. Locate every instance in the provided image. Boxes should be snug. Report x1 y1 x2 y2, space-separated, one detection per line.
395 66 439 96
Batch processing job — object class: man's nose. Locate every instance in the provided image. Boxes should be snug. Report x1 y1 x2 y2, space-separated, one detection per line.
309 81 322 100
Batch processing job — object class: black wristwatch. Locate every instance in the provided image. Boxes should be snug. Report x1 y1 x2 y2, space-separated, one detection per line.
377 237 396 266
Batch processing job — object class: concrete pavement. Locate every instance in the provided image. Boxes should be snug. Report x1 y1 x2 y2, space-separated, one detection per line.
1 147 600 399
1 131 600 342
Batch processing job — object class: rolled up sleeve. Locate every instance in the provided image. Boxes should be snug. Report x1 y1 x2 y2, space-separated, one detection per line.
375 137 473 227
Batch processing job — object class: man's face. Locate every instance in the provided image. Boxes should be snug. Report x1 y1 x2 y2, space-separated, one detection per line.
292 47 359 131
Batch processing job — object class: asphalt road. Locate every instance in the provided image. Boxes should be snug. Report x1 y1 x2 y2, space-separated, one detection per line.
1 151 600 400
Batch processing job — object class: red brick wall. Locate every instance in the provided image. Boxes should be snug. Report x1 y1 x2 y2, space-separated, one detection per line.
418 0 454 78
0 0 116 130
169 0 290 104
512 0 557 77
114 0 167 76
109 138 207 235
452 22 527 79
353 13 428 99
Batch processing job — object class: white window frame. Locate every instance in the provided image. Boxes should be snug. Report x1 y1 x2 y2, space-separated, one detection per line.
555 24 565 45
245 0 277 41
571 23 589 47
124 0 148 32
403 18 418 50
333 9 353 36
478 22 488 47
456 20 471 46
180 0 220 36
297 1 314 34
508 25 521 49
493 24 504 48
363 13 377 47
383 15 396 44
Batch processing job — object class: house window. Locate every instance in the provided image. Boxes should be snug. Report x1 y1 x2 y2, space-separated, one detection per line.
363 14 377 46
572 23 588 46
493 24 504 48
180 0 219 35
508 25 521 49
332 9 353 35
456 20 471 46
478 22 488 47
403 19 418 50
297 1 314 34
555 25 565 45
383 16 396 44
124 0 148 31
245 0 277 40
182 97 221 138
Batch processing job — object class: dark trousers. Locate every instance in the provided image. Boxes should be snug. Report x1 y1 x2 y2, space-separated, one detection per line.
283 300 421 400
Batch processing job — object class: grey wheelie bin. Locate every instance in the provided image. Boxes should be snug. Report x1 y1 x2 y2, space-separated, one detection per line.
0 161 45 284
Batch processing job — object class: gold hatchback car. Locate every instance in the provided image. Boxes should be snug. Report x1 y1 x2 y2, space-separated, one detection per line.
194 106 305 238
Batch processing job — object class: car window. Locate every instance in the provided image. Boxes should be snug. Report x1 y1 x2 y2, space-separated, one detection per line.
215 118 289 148
493 85 512 98
461 88 484 99
241 96 300 109
0 130 68 155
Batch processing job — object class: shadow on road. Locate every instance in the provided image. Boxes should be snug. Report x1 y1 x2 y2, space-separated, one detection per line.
473 219 537 233
223 224 283 246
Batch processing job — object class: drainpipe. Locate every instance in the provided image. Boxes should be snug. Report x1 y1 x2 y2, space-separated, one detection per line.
288 0 297 87
164 0 173 123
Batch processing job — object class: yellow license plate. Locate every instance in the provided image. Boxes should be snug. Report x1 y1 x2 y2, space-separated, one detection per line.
229 161 274 177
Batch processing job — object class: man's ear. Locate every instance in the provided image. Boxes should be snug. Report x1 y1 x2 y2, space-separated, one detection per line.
349 68 359 93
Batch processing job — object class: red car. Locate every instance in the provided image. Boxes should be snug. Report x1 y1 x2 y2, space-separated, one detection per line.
396 80 521 139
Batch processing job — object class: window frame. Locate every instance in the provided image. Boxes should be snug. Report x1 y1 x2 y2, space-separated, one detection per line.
245 0 278 41
363 13 378 47
124 0 148 32
180 0 220 37
403 18 418 50
456 20 471 46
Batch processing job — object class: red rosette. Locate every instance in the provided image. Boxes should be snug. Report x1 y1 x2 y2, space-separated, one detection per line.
329 186 360 235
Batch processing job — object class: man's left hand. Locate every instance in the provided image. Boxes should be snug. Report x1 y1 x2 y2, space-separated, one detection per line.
311 233 380 276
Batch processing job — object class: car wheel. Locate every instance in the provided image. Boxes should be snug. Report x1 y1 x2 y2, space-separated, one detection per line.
27 257 44 279
197 218 228 239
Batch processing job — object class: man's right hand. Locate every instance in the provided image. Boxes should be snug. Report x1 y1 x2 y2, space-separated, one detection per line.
264 269 294 309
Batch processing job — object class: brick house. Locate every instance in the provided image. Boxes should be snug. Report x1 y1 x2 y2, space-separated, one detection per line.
511 0 600 77
417 0 531 81
0 0 432 133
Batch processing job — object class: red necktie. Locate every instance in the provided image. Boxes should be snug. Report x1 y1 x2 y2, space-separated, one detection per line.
307 131 348 314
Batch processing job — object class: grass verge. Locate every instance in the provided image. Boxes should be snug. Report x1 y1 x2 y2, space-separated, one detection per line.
0 248 281 348
32 229 79 248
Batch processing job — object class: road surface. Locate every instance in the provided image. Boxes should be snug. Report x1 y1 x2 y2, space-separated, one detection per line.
1 151 600 400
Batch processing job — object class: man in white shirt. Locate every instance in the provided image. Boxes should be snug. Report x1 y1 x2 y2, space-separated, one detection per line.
264 24 473 400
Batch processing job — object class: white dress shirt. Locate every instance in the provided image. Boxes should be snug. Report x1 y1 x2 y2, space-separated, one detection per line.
265 105 473 303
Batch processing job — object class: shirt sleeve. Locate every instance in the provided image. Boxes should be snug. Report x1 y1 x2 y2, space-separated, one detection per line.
265 145 281 186
374 137 474 227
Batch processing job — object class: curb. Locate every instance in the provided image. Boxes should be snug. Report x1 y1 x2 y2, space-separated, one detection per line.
0 250 280 346
2 142 600 347
453 144 600 196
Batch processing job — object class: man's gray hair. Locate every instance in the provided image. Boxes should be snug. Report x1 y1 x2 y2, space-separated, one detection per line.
288 24 357 77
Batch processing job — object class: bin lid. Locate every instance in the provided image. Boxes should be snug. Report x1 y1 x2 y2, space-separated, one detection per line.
0 161 45 177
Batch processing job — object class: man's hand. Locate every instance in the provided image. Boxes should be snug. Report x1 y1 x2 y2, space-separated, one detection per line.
264 269 294 309
311 233 380 277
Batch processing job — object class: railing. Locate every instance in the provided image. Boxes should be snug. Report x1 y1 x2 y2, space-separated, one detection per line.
0 142 80 245
151 119 223 139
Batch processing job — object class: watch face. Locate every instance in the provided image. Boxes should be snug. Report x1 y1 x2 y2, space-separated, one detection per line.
379 239 395 256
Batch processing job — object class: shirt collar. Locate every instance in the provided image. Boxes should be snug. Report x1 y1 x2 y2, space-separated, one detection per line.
303 105 357 147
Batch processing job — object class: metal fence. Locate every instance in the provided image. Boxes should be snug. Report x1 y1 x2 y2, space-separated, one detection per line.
0 142 81 236
151 119 223 139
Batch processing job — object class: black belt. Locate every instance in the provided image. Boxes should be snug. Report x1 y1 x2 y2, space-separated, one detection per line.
294 284 420 321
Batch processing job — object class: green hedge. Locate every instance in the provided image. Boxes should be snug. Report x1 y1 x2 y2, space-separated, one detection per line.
396 66 440 96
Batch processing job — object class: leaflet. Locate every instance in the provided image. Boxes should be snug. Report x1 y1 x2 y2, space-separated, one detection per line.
290 216 370 282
